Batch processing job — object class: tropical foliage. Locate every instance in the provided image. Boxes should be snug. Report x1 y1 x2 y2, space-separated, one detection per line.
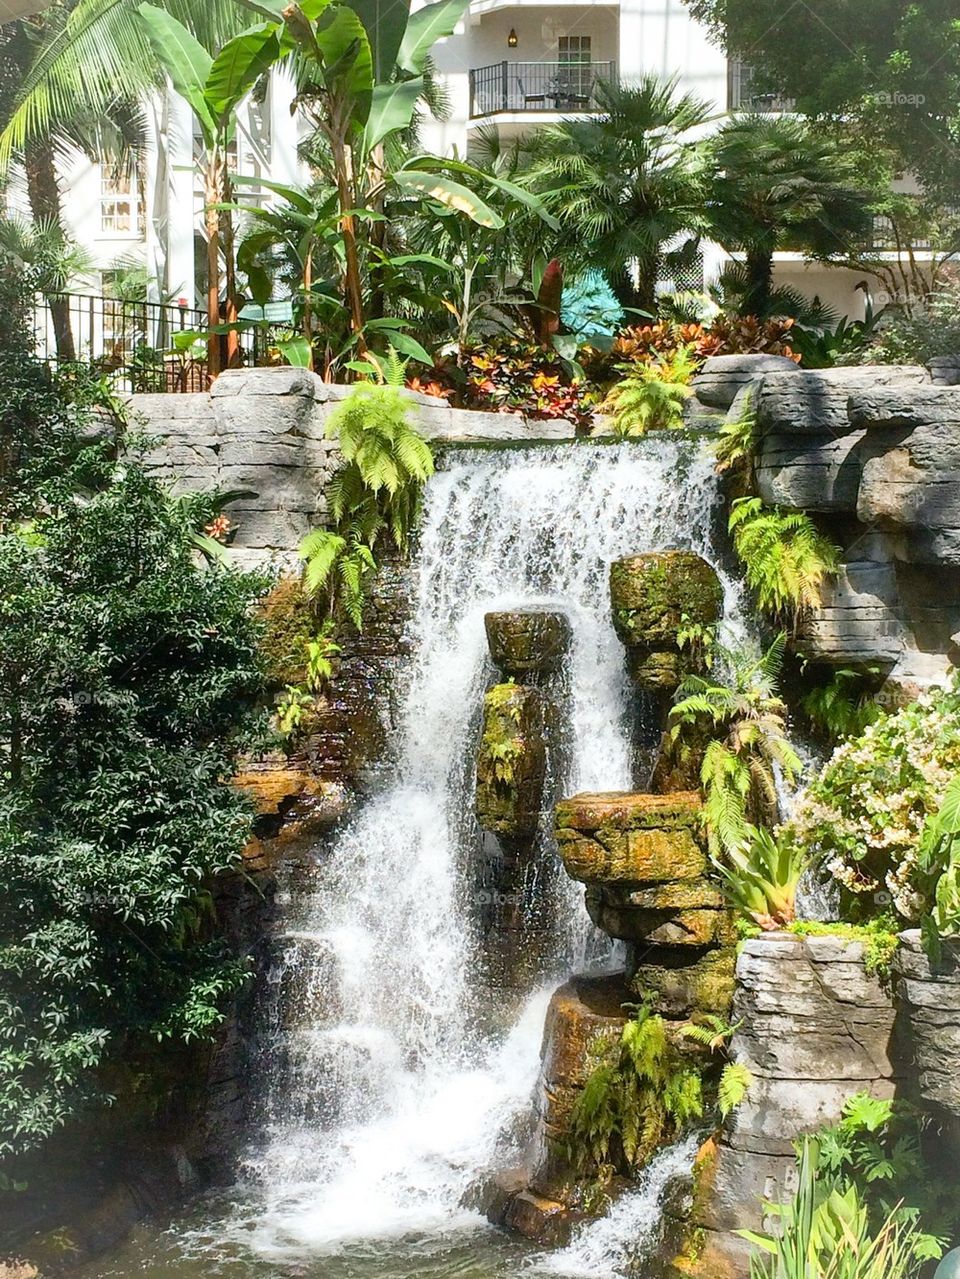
669 634 801 855
602 345 696 436
784 678 960 921
728 497 841 628
0 346 267 1155
714 825 806 931
300 351 434 627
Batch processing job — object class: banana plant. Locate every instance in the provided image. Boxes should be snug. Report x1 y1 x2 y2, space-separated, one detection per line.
137 4 282 375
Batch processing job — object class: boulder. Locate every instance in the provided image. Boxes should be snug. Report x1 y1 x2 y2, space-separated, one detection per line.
484 608 571 676
627 946 737 1017
692 354 801 411
475 684 546 836
556 791 706 884
609 552 723 691
755 366 929 438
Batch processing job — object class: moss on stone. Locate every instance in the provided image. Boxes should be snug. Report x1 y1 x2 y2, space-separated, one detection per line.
257 575 319 688
609 552 723 650
484 609 571 676
476 683 546 836
628 948 737 1018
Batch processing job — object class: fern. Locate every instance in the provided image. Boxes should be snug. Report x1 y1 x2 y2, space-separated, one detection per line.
712 391 758 482
718 1063 753 1118
299 352 434 629
603 345 697 436
729 497 840 628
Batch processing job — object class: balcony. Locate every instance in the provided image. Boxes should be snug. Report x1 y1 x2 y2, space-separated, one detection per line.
468 60 616 119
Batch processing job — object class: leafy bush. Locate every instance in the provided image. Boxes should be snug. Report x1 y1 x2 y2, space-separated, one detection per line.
815 1093 959 1261
784 679 960 921
860 283 960 365
916 774 960 959
0 463 268 1157
801 667 885 744
450 337 593 428
669 634 801 855
602 345 697 436
567 1004 705 1181
743 1139 927 1279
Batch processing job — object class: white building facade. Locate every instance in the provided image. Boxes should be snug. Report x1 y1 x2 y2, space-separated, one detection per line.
4 0 927 326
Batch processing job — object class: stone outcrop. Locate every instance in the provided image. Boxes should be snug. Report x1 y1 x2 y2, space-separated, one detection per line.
894 931 960 1145
609 552 723 692
475 684 546 837
484 608 571 678
688 933 899 1274
487 974 630 1244
556 792 736 1018
690 353 960 691
136 368 581 566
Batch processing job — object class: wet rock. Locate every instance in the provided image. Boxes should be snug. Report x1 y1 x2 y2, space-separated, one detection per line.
609 552 723 691
586 882 731 947
475 684 546 836
627 947 737 1017
556 791 706 884
484 608 571 677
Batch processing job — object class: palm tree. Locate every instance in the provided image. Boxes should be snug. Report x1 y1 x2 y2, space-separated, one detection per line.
707 114 876 318
523 76 711 314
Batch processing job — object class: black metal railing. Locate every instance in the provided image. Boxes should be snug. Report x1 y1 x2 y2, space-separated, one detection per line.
30 293 273 393
469 60 616 118
727 59 795 113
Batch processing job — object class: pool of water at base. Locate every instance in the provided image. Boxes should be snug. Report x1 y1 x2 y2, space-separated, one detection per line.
80 1207 548 1279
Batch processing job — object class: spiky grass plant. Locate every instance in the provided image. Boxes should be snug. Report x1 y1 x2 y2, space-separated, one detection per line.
713 825 807 930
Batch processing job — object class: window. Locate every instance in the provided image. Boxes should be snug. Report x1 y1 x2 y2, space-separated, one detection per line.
100 165 142 236
557 35 592 101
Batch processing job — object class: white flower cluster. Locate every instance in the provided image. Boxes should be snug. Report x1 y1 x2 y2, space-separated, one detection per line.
785 681 960 921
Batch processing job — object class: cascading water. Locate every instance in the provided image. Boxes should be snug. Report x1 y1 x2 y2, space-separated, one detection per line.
228 440 739 1262
99 439 741 1279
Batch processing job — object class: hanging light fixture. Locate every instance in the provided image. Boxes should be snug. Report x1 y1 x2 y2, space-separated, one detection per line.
507 28 518 47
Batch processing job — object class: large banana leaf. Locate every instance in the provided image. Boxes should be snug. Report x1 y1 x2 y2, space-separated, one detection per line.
404 152 561 229
362 77 423 152
396 0 468 74
391 169 504 228
205 23 281 120
312 5 374 122
346 0 410 81
137 3 215 140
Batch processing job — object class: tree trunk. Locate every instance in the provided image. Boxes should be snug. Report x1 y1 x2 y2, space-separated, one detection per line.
367 142 386 322
24 139 76 363
204 153 223 379
221 166 240 368
744 248 774 319
333 140 366 352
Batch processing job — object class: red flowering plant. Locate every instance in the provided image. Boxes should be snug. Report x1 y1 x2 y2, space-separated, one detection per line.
407 337 594 431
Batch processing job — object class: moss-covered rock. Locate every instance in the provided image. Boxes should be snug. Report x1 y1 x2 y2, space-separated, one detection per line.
475 683 546 836
556 791 706 884
627 947 737 1018
484 608 571 676
256 575 318 688
609 551 722 692
586 893 731 947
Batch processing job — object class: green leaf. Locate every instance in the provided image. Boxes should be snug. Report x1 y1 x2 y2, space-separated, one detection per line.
363 77 424 151
313 6 374 119
404 153 560 229
137 4 216 141
385 331 433 366
346 0 411 80
397 0 468 72
276 335 313 367
231 174 317 214
391 169 504 228
205 24 281 119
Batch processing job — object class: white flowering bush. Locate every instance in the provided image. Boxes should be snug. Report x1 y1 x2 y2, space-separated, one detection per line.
783 678 960 920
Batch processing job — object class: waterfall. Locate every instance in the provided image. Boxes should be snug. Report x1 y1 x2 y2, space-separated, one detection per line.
534 1133 702 1278
229 439 738 1260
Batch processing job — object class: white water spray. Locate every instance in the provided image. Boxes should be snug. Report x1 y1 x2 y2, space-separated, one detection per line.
232 440 736 1259
535 1133 702 1278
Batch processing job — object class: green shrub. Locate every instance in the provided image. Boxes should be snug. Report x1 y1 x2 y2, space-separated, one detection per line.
784 678 960 922
861 282 960 365
0 461 268 1157
602 345 697 436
